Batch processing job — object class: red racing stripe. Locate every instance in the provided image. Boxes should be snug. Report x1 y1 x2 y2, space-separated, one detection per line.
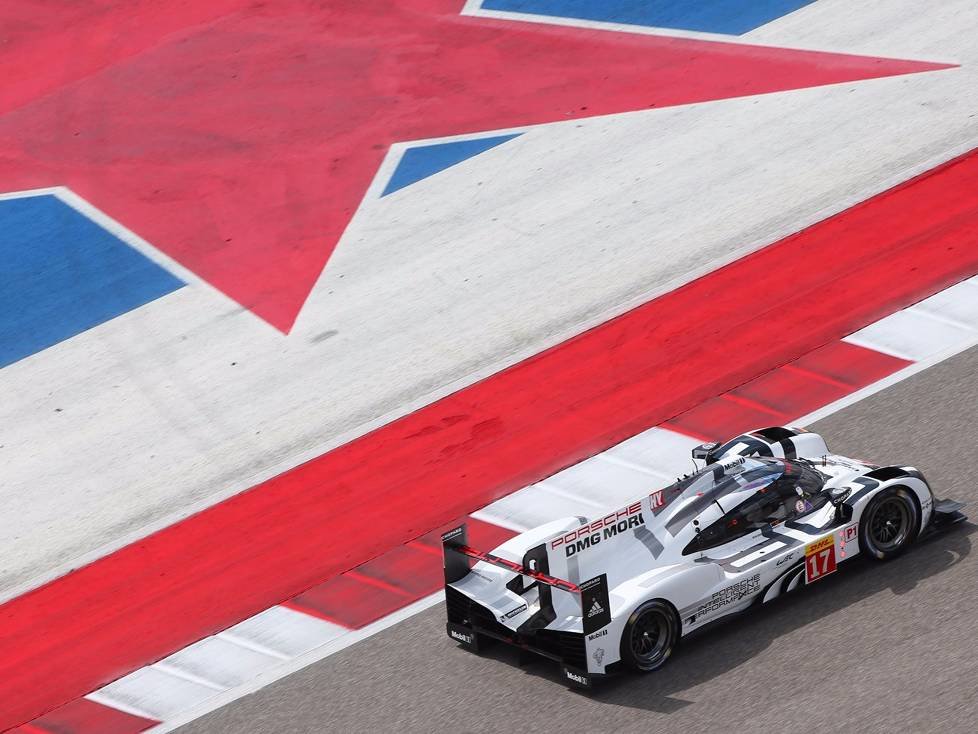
2 149 978 728
10 697 156 734
664 340 912 440
287 517 514 628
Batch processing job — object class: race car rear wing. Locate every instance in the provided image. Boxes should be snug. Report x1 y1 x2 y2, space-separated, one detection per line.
442 524 611 635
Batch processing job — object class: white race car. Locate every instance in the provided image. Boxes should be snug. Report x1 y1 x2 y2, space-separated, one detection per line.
443 426 965 688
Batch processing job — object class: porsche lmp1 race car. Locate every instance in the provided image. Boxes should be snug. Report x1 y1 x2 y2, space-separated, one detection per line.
442 426 965 688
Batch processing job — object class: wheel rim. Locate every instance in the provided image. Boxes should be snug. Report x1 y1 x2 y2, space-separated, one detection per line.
869 497 911 552
630 609 670 666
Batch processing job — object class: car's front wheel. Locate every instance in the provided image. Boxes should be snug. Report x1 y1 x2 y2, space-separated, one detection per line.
859 486 920 560
619 600 679 673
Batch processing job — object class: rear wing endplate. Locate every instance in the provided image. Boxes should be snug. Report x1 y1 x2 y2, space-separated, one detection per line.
442 524 610 634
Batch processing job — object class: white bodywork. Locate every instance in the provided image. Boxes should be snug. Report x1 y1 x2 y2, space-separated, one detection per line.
447 427 935 678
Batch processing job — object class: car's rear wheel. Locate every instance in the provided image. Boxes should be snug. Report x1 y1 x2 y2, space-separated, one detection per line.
619 600 679 672
859 487 920 560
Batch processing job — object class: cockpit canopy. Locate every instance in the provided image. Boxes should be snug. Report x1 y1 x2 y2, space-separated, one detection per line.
656 457 829 555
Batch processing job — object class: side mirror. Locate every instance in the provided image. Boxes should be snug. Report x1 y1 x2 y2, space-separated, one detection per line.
829 487 851 507
692 441 721 462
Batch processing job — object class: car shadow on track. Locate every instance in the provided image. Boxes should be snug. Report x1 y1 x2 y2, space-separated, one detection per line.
467 522 974 714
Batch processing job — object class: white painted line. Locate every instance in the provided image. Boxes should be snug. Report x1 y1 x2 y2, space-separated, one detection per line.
51 188 259 323
92 666 221 722
84 691 159 722
146 592 447 733
214 630 290 661
462 0 737 43
150 662 225 693
162 637 283 690
219 605 346 659
0 187 65 201
460 0 962 58
371 128 530 202
845 308 976 361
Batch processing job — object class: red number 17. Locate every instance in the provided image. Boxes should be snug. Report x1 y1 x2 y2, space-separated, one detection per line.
806 547 836 582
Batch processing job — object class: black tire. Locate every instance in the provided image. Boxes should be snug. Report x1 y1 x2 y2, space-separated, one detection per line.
619 600 679 673
859 486 920 561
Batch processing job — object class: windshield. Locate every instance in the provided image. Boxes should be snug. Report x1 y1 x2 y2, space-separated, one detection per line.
663 457 827 539
679 458 829 554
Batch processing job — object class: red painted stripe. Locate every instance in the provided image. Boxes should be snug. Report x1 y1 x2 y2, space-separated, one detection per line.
288 517 513 628
12 698 156 734
665 340 911 440
2 150 978 728
288 576 413 629
793 339 912 387
10 725 48 734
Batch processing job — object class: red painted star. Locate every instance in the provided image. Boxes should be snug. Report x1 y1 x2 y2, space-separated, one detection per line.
0 1 950 331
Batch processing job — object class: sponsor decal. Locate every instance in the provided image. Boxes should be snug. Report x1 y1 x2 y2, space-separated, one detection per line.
720 456 746 471
587 628 608 641
776 551 797 566
593 648 605 666
587 599 605 618
805 535 838 583
565 670 589 686
449 629 474 644
693 573 760 618
837 521 858 559
806 536 833 554
839 522 858 544
650 490 665 509
551 502 646 557
833 457 872 472
580 576 604 592
441 526 465 543
501 603 528 621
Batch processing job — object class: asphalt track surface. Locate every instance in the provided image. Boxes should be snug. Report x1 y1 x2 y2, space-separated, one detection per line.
181 343 978 734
